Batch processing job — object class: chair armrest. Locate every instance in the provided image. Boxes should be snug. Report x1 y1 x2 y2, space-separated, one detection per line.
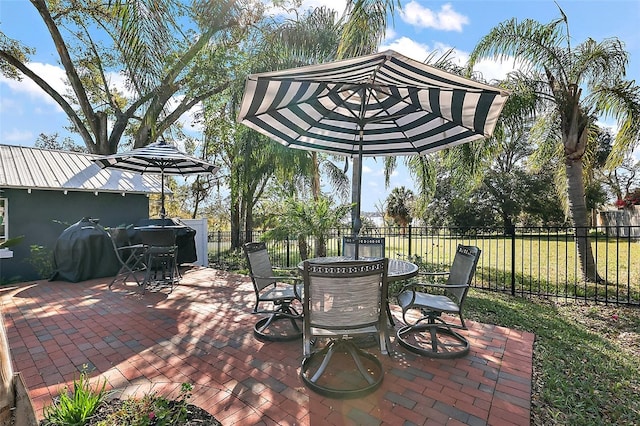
398 282 467 294
253 274 299 282
415 283 467 289
418 271 450 277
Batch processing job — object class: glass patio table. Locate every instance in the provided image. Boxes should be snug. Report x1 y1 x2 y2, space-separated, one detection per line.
297 256 419 282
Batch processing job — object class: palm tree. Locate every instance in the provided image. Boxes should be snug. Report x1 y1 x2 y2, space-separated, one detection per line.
264 196 351 259
386 186 414 228
466 9 640 281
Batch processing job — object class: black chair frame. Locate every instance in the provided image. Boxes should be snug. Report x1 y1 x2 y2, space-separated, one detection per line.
300 259 389 398
242 242 302 341
108 228 146 288
396 244 480 359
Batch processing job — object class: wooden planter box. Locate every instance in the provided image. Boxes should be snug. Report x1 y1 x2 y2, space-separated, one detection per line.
0 372 37 426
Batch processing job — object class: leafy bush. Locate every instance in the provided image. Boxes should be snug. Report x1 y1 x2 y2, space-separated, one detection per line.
25 244 55 279
94 383 193 425
42 369 109 426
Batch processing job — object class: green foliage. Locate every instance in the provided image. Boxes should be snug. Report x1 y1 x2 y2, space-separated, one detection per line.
263 196 351 258
208 248 246 272
25 244 54 279
385 186 414 227
0 235 24 248
42 368 109 426
94 383 194 426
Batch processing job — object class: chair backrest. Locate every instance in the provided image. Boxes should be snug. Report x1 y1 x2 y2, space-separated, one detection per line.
302 258 388 331
243 242 276 292
446 245 481 304
139 228 176 247
109 228 131 248
342 236 385 258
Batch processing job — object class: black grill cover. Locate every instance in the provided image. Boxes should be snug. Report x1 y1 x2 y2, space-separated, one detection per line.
51 218 119 282
134 218 197 264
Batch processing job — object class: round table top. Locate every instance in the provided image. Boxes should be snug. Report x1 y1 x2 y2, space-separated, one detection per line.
298 256 419 281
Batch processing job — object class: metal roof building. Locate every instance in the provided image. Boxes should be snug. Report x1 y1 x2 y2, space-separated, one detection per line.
0 144 163 193
0 144 163 282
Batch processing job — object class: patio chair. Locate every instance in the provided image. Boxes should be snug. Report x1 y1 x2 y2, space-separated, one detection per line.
300 258 390 398
396 244 481 359
108 227 146 288
342 236 385 258
242 242 303 341
139 228 179 293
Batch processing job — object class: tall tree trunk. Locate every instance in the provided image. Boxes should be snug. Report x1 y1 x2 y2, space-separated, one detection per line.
230 177 241 249
298 235 309 260
316 235 327 257
245 206 254 244
566 159 601 282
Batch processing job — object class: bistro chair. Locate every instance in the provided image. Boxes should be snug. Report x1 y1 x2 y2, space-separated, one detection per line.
396 244 481 359
342 236 385 258
242 242 303 341
107 227 146 288
139 228 179 293
300 258 390 399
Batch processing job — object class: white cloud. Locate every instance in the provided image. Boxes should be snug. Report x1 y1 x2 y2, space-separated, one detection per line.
472 57 528 82
381 35 528 84
399 2 468 32
2 128 33 143
298 0 346 11
264 0 346 17
380 37 432 62
0 62 68 108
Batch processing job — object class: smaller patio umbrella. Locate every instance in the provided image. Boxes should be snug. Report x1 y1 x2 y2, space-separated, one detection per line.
94 140 219 218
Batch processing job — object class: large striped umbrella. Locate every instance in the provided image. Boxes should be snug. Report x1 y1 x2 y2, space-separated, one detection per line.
238 50 509 235
94 140 219 218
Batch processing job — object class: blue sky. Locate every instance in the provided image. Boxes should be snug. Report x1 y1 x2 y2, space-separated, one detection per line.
1 0 639 212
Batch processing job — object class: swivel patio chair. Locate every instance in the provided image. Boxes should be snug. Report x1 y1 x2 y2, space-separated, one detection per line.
396 244 481 359
300 258 390 399
342 236 385 259
242 242 303 341
139 228 179 293
343 236 398 325
108 227 146 288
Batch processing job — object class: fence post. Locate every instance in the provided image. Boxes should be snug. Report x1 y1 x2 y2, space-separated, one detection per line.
511 227 516 296
286 235 291 267
408 225 413 257
217 230 221 263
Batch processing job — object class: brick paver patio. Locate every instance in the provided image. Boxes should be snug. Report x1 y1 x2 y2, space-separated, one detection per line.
0 266 534 425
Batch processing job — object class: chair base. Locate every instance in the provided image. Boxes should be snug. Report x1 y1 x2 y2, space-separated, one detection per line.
397 323 470 359
254 310 302 342
301 339 384 399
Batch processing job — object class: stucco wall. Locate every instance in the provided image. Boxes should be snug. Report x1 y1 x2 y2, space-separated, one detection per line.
1 188 149 282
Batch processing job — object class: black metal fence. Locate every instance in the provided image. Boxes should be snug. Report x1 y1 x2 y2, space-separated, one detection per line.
208 226 640 306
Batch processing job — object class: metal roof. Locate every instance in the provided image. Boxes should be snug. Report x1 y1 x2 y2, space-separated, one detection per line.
0 144 163 194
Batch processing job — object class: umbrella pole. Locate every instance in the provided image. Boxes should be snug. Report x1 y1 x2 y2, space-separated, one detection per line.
160 170 166 220
351 132 364 259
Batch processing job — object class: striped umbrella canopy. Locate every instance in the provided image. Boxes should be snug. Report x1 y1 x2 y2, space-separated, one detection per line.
94 140 218 218
238 50 509 235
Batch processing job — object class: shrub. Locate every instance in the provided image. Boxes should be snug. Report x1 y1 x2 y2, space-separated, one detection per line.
42 369 109 426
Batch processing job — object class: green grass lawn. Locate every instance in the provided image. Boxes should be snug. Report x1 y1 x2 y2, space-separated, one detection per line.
464 289 640 425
